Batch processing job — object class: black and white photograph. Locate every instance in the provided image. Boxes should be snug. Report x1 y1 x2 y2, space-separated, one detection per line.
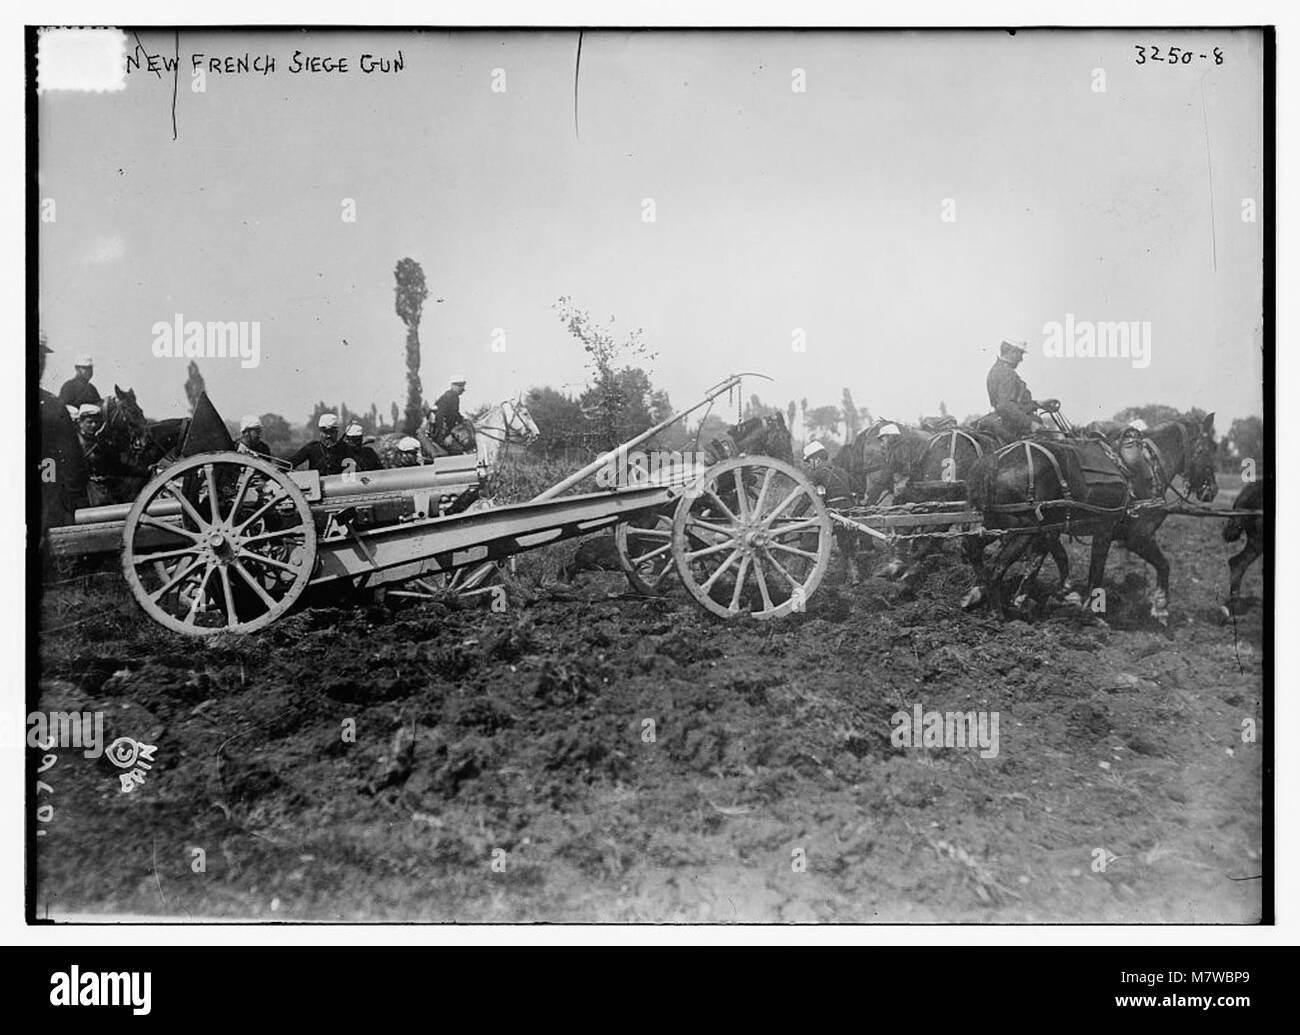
28 21 1270 927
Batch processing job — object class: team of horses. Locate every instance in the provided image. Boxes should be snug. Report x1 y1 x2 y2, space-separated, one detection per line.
829 411 1245 625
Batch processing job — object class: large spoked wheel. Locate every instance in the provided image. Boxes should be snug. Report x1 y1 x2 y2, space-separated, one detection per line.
616 506 677 595
671 456 831 619
121 452 318 635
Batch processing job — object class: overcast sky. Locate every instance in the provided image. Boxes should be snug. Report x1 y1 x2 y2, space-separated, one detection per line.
38 28 1264 433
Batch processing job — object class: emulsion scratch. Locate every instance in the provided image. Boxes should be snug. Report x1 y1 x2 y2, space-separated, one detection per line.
573 31 584 142
1200 75 1217 272
172 31 180 140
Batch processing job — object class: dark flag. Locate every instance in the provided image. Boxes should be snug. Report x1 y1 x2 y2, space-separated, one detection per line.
180 392 235 456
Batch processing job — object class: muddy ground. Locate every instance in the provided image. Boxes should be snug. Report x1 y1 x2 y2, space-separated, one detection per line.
33 488 1265 923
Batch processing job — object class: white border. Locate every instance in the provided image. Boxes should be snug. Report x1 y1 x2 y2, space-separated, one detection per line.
5 0 1290 948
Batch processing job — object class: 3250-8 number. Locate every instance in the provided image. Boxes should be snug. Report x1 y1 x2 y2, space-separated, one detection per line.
1135 45 1224 65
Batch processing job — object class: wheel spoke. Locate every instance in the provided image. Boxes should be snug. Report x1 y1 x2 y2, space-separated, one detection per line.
203 463 221 522
701 489 738 523
686 537 740 561
761 485 807 526
751 467 775 515
729 554 752 611
147 556 206 601
733 476 751 521
131 545 201 567
160 481 211 530
232 560 278 610
767 541 821 562
635 543 673 566
630 526 672 542
234 491 287 534
685 517 740 538
753 560 774 611
240 526 308 548
217 565 239 626
138 514 202 542
227 465 256 521
699 549 741 593
183 564 217 624
767 515 822 538
759 547 802 590
236 549 301 576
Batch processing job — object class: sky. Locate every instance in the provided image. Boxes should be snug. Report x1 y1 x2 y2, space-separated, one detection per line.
37 27 1265 433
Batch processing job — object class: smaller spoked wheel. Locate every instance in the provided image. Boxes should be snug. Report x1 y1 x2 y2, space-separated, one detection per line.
671 455 832 619
121 452 318 635
616 505 677 595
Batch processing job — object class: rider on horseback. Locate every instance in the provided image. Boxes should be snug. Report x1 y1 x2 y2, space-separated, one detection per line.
982 338 1060 444
431 376 468 453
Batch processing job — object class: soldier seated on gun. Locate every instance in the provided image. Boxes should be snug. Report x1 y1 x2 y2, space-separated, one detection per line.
59 354 102 409
984 338 1060 443
238 415 272 457
286 413 350 476
393 436 423 468
343 422 383 471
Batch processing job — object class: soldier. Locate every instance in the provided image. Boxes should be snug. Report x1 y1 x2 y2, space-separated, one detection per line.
238 415 272 458
343 422 383 471
286 413 350 475
394 436 423 468
38 334 88 539
803 441 859 583
58 353 102 409
985 338 1059 442
431 376 467 452
77 404 148 506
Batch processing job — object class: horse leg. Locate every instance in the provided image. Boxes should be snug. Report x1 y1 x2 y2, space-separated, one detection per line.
1084 530 1114 619
1010 538 1051 613
986 533 1035 618
1227 536 1263 614
1046 535 1078 603
960 533 993 610
1124 527 1172 625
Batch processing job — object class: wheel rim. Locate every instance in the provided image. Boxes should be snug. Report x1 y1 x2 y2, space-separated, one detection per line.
616 507 676 595
121 452 317 635
671 456 831 619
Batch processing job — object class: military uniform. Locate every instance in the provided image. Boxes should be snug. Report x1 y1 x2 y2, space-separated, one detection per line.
58 375 101 409
985 358 1040 440
344 442 383 472
432 388 463 446
286 439 350 476
39 389 88 535
240 438 272 458
810 462 855 507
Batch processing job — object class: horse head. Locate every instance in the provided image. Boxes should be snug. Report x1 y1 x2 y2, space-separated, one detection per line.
1182 412 1219 502
103 385 151 455
502 395 540 443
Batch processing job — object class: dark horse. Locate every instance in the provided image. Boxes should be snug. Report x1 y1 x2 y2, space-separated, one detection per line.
1223 479 1265 615
93 386 194 502
966 414 1219 623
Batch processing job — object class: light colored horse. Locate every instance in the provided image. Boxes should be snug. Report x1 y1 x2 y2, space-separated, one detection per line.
373 395 539 470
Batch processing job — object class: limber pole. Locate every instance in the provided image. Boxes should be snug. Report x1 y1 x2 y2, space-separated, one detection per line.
456 372 770 590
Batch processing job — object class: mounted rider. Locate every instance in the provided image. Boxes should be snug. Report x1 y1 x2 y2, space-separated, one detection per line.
286 413 351 476
430 376 468 453
59 354 102 409
981 338 1060 445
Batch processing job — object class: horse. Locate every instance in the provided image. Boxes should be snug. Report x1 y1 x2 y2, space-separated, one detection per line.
373 395 540 471
966 413 1219 623
86 386 193 503
1223 479 1265 615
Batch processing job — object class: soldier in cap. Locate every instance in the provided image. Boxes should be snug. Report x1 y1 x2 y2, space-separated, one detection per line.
238 415 272 458
342 422 382 471
431 376 468 452
58 353 102 409
76 403 148 506
802 440 860 583
286 413 350 476
38 333 89 538
984 338 1059 443
393 436 423 468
